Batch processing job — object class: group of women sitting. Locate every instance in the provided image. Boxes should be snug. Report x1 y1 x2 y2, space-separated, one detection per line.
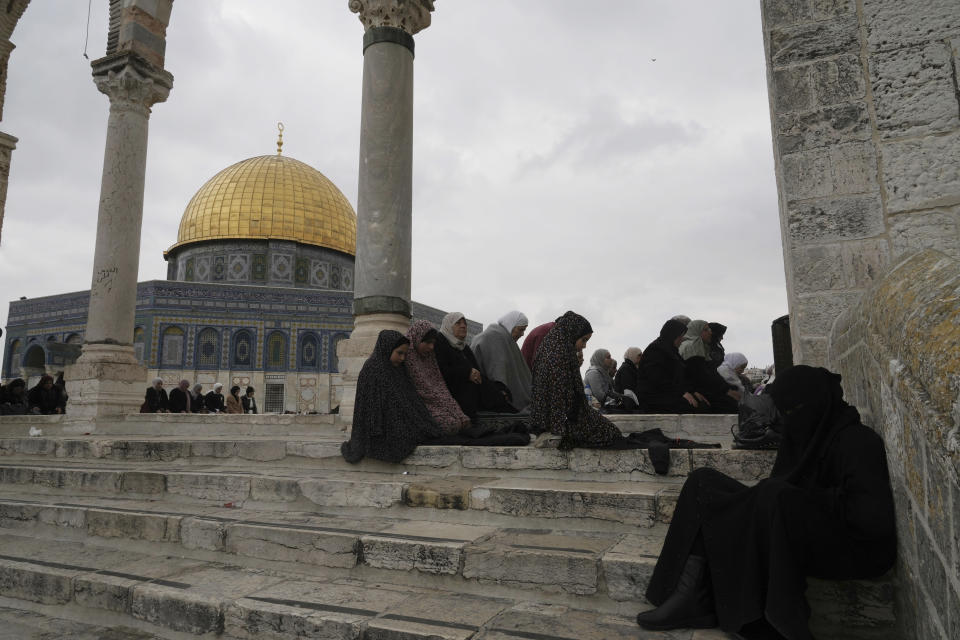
586 318 753 415
342 310 658 463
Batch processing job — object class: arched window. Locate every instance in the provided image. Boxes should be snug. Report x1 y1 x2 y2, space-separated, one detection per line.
46 335 57 343
232 330 253 368
196 328 220 369
6 339 21 377
23 345 46 369
65 333 83 345
330 334 348 373
160 326 185 367
133 327 145 364
299 333 319 370
265 331 287 370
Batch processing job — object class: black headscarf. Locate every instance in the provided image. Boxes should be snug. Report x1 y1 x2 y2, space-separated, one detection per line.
341 330 441 463
659 319 688 345
531 311 621 448
766 365 861 487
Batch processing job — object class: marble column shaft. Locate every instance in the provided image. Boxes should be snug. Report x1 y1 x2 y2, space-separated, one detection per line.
353 35 414 318
83 56 171 354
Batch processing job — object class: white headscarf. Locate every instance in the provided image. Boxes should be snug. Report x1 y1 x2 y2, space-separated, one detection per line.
498 311 529 333
722 352 748 370
440 311 466 350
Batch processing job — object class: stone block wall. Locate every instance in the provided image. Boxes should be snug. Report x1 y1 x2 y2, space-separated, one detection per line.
762 0 960 366
830 250 960 640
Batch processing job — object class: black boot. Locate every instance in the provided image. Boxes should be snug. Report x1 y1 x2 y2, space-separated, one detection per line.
636 555 718 630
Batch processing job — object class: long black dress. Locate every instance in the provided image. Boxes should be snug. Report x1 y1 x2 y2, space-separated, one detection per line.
613 358 639 396
644 366 896 639
636 320 696 413
341 330 442 463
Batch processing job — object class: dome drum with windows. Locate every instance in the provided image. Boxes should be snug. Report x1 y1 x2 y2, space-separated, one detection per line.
164 149 357 291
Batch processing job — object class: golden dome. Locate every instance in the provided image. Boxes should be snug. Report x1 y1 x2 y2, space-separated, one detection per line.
169 154 356 256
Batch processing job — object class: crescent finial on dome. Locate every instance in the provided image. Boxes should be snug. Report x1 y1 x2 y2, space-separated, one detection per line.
277 121 284 155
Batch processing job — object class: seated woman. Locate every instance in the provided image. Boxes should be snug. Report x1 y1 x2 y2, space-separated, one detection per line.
520 321 554 370
141 378 168 414
717 352 749 395
225 385 243 414
530 311 639 449
679 320 739 413
614 347 642 397
341 330 441 463
405 320 472 433
470 311 533 412
707 322 727 367
435 311 517 420
584 348 628 407
637 320 704 413
636 366 896 640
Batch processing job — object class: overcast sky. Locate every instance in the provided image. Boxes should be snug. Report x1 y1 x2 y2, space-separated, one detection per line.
0 1 787 371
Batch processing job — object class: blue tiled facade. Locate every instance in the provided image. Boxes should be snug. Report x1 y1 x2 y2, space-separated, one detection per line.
3 280 477 379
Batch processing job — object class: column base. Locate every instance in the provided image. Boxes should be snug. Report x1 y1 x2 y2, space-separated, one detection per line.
65 344 147 418
336 312 410 419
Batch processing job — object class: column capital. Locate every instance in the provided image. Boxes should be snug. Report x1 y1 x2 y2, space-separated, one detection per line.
92 53 173 116
348 0 434 35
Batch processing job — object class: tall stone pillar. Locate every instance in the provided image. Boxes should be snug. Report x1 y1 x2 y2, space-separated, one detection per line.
337 0 435 418
66 53 173 418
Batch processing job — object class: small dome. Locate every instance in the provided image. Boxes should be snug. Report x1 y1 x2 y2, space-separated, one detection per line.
169 154 356 256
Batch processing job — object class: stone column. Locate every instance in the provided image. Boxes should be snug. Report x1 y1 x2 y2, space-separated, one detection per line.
0 131 17 242
337 0 434 418
66 53 173 418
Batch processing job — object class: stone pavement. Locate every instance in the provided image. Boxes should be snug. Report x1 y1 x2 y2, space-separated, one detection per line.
0 413 894 639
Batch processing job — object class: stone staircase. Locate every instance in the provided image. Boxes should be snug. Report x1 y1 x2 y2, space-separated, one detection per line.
0 413 895 639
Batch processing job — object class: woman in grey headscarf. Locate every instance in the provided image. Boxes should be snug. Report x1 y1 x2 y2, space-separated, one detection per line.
471 310 532 411
584 348 630 408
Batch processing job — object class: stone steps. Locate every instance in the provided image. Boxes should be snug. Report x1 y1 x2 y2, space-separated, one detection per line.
0 436 776 482
0 460 681 528
0 421 895 639
0 531 724 640
0 493 661 608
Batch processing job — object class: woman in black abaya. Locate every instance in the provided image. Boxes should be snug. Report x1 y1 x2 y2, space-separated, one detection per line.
341 330 441 463
636 365 896 639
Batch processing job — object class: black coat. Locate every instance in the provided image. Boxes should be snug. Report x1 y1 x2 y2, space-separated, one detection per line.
434 334 515 419
242 396 257 414
144 386 168 412
613 359 639 395
646 366 896 639
168 387 190 413
190 392 205 413
636 338 692 413
204 391 225 412
683 355 738 413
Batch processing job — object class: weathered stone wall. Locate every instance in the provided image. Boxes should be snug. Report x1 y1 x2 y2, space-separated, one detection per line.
830 250 960 640
0 0 30 245
762 0 960 366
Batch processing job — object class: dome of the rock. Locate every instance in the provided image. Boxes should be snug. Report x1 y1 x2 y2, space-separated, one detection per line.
168 154 356 256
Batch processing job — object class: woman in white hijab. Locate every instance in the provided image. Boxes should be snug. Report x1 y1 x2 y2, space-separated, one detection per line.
471 311 532 411
717 352 749 394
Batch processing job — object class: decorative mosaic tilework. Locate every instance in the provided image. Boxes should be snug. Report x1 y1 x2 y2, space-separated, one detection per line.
252 254 267 281
272 254 293 282
341 267 353 290
295 258 309 284
310 260 329 288
213 256 226 281
177 261 186 281
330 265 341 289
227 254 250 281
195 256 211 281
185 258 195 282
